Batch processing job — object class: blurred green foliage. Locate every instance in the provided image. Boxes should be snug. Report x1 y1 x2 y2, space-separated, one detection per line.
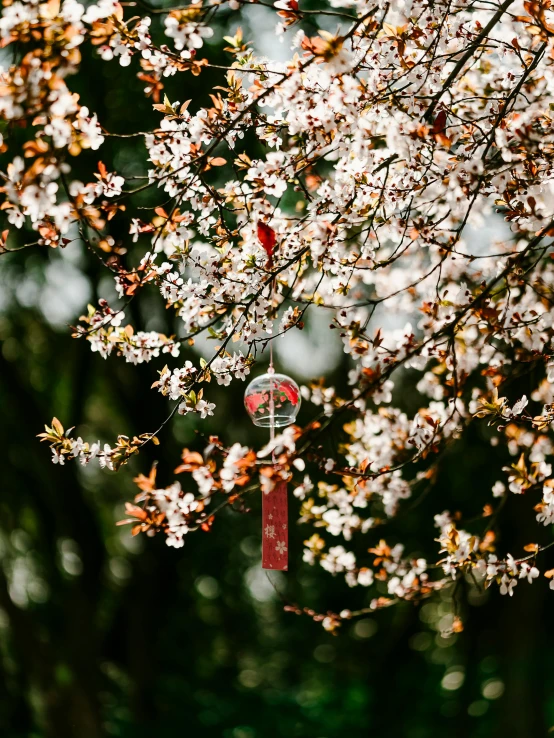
2 5 554 737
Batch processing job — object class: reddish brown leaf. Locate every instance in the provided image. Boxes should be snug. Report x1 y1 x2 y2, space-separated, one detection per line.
432 110 447 135
257 222 277 262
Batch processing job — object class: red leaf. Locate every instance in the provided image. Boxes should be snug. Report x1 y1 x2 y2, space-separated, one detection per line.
257 222 276 262
432 110 447 135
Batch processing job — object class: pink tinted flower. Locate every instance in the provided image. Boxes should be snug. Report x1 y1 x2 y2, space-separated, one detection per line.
245 392 266 414
279 380 299 405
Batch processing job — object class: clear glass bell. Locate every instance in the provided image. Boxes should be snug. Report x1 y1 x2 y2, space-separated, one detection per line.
244 371 301 428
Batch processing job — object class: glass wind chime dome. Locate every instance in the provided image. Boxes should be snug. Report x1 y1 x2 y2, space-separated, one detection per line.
244 370 301 428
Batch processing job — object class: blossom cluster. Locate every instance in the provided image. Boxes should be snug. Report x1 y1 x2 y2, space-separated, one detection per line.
9 0 554 621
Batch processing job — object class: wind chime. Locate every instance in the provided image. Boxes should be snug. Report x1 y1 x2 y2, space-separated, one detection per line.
243 222 301 571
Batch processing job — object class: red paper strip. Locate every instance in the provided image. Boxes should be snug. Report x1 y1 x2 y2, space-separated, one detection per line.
262 480 288 570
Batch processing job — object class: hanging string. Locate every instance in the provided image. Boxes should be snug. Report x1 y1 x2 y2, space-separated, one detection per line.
268 274 276 374
268 276 276 461
257 231 290 572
